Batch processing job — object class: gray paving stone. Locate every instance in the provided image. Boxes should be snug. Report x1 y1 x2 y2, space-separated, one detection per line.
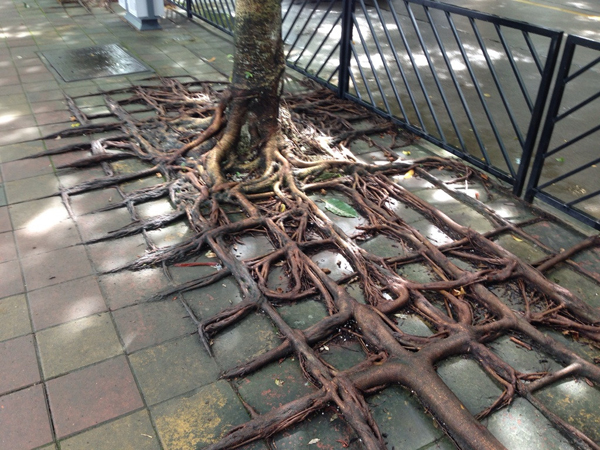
37 312 122 378
0 295 30 341
130 334 219 406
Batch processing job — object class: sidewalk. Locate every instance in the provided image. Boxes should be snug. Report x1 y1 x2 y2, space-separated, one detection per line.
1 0 599 449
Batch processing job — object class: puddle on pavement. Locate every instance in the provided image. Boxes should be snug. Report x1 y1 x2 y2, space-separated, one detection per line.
41 44 152 82
311 250 353 281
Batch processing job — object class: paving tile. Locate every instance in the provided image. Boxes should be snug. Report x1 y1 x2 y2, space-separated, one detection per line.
130 334 219 406
484 397 575 449
8 195 69 230
236 358 315 415
0 385 53 450
0 141 44 164
68 188 122 216
211 313 280 371
0 294 30 341
113 301 196 353
26 89 65 103
14 218 81 258
4 173 59 203
1 156 53 182
0 126 40 146
368 385 444 449
87 234 147 273
37 312 122 378
28 276 106 331
59 410 160 450
98 268 170 310
0 231 17 263
75 207 133 242
47 356 143 438
0 334 40 395
21 245 93 290
0 206 11 232
151 380 250 450
0 184 6 206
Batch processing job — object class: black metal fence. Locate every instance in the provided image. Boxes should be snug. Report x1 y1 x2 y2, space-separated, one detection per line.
165 0 600 231
525 35 600 230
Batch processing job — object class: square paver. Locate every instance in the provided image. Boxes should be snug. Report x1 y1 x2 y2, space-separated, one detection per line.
69 188 121 216
41 44 152 82
21 245 93 291
129 334 220 406
37 312 122 378
75 207 133 242
46 356 143 438
87 234 147 273
113 301 196 353
0 385 53 449
0 231 17 263
7 196 69 230
98 268 170 310
59 410 160 450
3 173 59 204
0 294 30 341
28 276 106 331
151 380 250 450
0 156 53 182
14 218 81 258
0 334 40 395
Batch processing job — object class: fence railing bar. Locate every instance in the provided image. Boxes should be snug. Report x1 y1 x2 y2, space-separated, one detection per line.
403 1 450 140
314 41 341 80
471 19 526 148
566 187 600 207
533 191 600 230
495 24 534 112
325 65 339 85
301 15 342 73
287 0 333 62
355 0 404 116
349 43 379 107
284 0 323 59
537 155 600 190
544 123 600 158
554 90 600 122
565 54 600 83
522 31 544 75
218 0 235 30
446 13 507 169
420 7 473 152
369 1 427 130
386 0 441 135
283 0 311 43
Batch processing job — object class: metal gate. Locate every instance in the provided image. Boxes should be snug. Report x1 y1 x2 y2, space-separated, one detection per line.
526 35 600 230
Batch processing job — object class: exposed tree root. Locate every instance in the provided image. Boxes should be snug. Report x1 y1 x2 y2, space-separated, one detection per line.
27 77 600 450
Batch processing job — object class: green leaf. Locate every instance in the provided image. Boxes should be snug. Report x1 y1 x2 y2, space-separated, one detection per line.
323 198 358 218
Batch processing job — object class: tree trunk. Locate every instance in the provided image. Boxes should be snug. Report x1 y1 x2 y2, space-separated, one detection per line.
205 0 284 182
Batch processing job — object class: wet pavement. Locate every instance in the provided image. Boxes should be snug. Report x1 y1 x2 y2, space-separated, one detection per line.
0 0 600 449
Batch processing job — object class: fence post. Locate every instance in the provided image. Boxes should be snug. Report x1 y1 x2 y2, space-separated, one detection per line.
338 0 355 98
186 0 192 19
